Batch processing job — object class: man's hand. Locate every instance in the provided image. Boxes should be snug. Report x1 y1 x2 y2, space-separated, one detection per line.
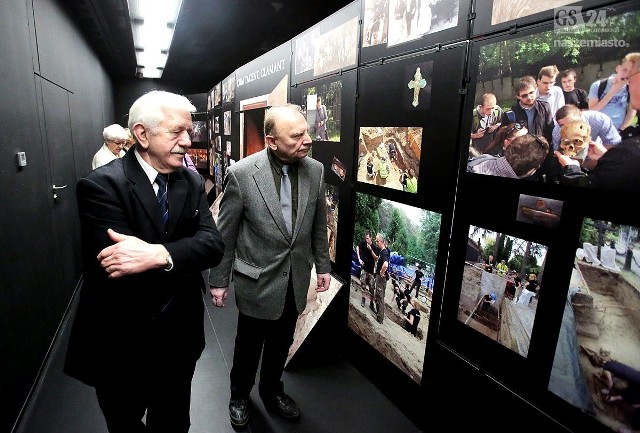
586 141 607 162
97 228 167 278
210 287 228 307
316 273 331 292
554 151 581 168
470 128 485 139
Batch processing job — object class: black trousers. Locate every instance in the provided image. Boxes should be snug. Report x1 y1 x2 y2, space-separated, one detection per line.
230 282 299 400
95 359 196 433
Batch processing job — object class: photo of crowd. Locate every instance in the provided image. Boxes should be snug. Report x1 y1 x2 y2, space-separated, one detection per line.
467 8 640 192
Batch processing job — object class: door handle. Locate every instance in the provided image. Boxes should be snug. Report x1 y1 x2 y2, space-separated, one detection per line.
52 184 68 200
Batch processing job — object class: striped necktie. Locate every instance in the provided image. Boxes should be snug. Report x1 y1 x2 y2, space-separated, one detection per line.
156 174 168 231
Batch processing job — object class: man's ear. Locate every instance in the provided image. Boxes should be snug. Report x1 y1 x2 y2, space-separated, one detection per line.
132 123 150 149
265 135 277 150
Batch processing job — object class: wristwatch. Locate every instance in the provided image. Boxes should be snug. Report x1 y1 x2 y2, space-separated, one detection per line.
164 253 174 271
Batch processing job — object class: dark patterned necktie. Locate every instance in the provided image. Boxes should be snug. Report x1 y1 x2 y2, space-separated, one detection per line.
156 174 168 231
280 165 292 235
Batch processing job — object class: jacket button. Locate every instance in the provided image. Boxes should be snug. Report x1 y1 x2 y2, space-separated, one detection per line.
283 271 288 277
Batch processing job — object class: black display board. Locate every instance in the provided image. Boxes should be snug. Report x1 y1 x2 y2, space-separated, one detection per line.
356 43 467 214
290 70 358 279
439 2 640 431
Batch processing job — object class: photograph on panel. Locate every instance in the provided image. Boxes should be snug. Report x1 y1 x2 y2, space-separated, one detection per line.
208 146 214 177
226 74 235 102
313 16 358 77
190 120 207 143
348 192 441 383
186 148 207 171
223 110 231 136
214 115 219 134
214 82 221 107
468 6 640 191
299 81 342 142
515 194 563 229
222 78 229 103
331 156 347 181
326 183 339 262
207 89 213 111
286 268 345 368
548 218 640 433
491 0 574 26
208 117 213 145
294 28 320 75
362 0 459 48
459 225 548 357
213 152 223 198
357 126 422 193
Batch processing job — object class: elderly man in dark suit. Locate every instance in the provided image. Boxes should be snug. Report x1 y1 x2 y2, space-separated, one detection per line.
64 90 224 433
209 103 331 429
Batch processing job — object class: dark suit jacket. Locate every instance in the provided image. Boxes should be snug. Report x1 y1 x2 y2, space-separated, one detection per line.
208 149 331 319
64 149 224 386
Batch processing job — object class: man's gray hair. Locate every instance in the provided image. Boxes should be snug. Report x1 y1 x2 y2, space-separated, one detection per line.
264 103 303 137
128 90 196 133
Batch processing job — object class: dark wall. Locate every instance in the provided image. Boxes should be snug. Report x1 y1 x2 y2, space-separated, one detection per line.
113 79 206 127
0 0 114 430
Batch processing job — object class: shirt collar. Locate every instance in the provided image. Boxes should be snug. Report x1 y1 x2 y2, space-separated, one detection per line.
133 147 159 185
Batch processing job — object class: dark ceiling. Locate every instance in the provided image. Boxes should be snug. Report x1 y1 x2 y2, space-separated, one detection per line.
61 0 355 95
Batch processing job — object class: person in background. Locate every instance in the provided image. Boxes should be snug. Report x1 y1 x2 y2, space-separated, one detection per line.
92 123 128 169
64 90 225 432
484 255 495 273
501 76 554 145
588 56 637 132
470 92 503 155
183 153 198 172
373 232 390 324
315 96 328 140
536 65 565 116
404 297 421 338
555 52 640 193
496 259 508 276
208 104 331 429
552 104 621 170
410 263 424 298
469 134 551 180
552 104 621 151
123 127 134 152
405 168 418 193
560 68 589 109
482 122 528 156
357 230 380 309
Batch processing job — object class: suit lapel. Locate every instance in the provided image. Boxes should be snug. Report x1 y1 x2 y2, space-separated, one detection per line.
294 159 311 241
123 150 182 238
167 171 188 236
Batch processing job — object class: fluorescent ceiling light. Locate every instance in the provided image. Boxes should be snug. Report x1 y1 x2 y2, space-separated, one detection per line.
128 0 183 79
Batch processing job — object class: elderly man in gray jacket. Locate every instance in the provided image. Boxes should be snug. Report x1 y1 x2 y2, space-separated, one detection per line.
209 103 331 429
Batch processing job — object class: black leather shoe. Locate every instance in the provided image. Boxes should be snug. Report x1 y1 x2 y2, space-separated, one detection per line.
261 392 301 419
229 398 249 429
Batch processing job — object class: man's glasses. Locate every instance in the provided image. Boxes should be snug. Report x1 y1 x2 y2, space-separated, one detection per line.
528 134 549 150
506 122 525 137
518 90 536 98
